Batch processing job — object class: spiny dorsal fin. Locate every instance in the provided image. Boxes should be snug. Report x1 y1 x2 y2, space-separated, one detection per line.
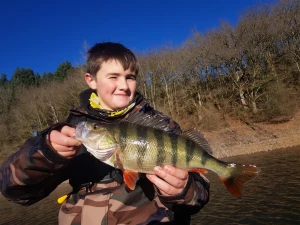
182 129 213 154
125 111 170 131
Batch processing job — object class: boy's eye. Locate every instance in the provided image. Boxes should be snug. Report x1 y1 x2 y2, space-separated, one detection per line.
127 76 136 80
109 76 117 79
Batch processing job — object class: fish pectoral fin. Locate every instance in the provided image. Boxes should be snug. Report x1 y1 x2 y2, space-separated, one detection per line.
123 170 139 190
188 168 208 174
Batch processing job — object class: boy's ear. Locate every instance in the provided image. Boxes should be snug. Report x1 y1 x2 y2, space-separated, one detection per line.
85 73 97 90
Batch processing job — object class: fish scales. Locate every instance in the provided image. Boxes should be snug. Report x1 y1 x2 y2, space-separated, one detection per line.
135 124 148 168
121 122 140 167
118 122 128 153
139 126 165 172
153 128 166 166
176 135 191 169
185 138 196 167
118 123 141 170
118 124 195 172
117 124 154 172
134 125 156 171
162 131 175 167
169 133 178 166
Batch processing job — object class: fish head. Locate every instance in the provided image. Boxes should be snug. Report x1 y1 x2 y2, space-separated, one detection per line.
75 121 117 161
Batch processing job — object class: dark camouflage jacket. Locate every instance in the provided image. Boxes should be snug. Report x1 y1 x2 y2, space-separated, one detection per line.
0 89 210 225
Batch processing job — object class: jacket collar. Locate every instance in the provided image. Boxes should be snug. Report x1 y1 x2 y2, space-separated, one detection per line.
78 89 145 120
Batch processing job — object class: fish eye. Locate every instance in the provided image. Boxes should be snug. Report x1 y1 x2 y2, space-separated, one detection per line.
92 123 99 130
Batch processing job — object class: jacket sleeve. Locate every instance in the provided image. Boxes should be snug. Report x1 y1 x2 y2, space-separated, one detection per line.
0 123 71 206
133 104 210 214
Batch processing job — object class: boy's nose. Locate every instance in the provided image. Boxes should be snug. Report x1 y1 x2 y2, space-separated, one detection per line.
118 78 129 90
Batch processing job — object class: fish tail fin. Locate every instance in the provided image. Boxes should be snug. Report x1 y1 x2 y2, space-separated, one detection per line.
220 164 261 198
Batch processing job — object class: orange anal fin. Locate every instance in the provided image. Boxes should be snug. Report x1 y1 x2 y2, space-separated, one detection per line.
123 170 139 190
220 177 243 198
188 168 208 174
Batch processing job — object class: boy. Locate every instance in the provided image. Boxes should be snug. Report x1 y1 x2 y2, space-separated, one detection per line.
0 42 210 225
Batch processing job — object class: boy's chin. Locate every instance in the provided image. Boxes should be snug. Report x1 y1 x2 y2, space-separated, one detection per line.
111 98 132 109
111 102 130 110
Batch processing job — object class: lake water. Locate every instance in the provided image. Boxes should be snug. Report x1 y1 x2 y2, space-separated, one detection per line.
0 147 299 225
191 146 300 225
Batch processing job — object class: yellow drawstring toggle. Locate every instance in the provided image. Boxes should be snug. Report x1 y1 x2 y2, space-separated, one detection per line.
57 194 68 204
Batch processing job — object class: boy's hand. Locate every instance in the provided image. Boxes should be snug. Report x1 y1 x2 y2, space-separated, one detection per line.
49 125 82 158
146 165 188 196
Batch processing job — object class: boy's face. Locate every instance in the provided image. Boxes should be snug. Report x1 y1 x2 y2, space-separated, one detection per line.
85 59 137 111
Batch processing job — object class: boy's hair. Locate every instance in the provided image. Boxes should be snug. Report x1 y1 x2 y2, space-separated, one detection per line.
87 42 139 76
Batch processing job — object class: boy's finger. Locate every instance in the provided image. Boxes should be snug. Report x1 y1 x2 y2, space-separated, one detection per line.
56 149 78 158
51 143 79 152
60 126 76 137
49 130 81 147
146 174 177 196
164 165 188 180
153 166 187 190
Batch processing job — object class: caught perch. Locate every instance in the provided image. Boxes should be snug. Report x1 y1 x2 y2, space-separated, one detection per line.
75 121 261 198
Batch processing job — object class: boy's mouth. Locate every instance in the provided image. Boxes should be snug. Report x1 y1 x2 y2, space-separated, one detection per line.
114 93 129 97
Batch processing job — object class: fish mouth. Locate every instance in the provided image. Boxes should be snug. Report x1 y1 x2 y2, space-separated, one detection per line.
75 121 89 141
75 121 117 161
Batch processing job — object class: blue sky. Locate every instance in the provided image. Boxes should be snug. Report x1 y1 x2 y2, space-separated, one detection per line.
0 0 275 79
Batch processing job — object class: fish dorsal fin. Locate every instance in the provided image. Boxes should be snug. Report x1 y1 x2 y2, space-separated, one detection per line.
182 129 213 154
125 111 171 131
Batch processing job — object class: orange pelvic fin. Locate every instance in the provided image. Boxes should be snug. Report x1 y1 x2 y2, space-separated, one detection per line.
220 164 261 198
123 170 139 190
188 168 208 174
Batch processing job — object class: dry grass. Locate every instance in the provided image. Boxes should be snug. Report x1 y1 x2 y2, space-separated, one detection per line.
203 110 300 158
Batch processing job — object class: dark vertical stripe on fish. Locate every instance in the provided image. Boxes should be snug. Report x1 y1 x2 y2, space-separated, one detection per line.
136 125 148 167
169 133 178 166
201 150 210 166
119 122 128 151
154 129 165 166
185 139 196 166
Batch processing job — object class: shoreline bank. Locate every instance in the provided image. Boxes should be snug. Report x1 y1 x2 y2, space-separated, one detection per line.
202 111 300 158
1 112 299 163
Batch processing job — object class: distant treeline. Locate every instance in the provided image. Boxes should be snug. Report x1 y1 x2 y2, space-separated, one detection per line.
1 61 74 87
0 0 299 157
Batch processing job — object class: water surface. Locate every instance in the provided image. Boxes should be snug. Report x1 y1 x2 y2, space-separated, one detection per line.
0 147 299 224
191 147 300 225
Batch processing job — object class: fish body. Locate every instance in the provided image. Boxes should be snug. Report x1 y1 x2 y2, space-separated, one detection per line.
75 121 261 198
